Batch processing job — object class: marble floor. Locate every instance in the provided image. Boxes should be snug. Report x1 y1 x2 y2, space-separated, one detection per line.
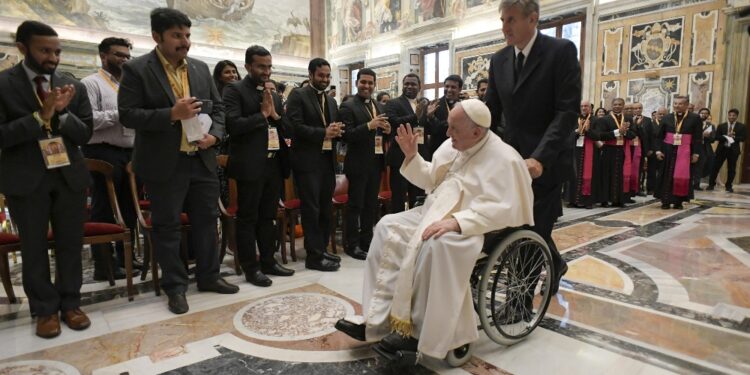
1 185 750 374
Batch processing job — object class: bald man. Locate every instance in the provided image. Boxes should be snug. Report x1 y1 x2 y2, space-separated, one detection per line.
336 99 534 359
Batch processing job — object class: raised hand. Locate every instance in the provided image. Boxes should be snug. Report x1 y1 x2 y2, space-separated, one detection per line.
395 123 418 161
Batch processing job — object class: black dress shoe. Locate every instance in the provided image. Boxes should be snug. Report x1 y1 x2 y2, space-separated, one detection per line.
168 293 189 314
550 262 568 295
584 204 593 209
93 266 140 281
261 262 295 277
345 246 368 260
323 252 341 262
305 258 340 272
706 185 715 191
636 192 647 197
624 198 636 204
601 202 610 208
245 270 272 287
198 278 240 294
726 187 734 193
673 203 684 209
661 203 670 209
379 332 419 353
335 319 366 341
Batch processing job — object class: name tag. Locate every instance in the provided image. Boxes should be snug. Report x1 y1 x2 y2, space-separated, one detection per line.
322 139 333 151
633 137 640 147
673 134 682 146
415 127 425 145
616 136 624 146
576 136 584 147
39 137 71 169
375 135 383 154
267 127 280 150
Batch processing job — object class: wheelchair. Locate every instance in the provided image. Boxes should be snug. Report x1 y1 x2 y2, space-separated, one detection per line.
373 228 555 367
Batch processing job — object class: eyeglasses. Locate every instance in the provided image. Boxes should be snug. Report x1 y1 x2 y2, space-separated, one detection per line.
111 52 131 60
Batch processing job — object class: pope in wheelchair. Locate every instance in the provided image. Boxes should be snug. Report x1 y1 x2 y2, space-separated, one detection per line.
336 99 546 364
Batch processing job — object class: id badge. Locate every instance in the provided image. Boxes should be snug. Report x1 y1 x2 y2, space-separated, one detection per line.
322 139 333 151
375 135 384 154
633 137 640 147
267 127 280 150
616 136 624 146
673 134 682 146
415 127 425 145
39 137 71 169
576 136 584 147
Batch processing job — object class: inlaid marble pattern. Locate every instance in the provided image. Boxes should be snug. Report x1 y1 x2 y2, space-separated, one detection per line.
598 202 687 225
551 221 630 253
691 10 718 66
0 360 80 375
602 27 623 75
566 256 630 293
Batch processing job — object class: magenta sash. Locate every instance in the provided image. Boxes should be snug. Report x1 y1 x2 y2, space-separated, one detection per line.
664 132 692 196
630 138 642 193
582 137 594 195
622 139 632 193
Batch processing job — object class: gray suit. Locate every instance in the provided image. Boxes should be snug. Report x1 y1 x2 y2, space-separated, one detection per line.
118 49 225 294
0 63 93 315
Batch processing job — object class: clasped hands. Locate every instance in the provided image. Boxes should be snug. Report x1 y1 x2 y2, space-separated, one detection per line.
368 114 390 133
39 84 76 122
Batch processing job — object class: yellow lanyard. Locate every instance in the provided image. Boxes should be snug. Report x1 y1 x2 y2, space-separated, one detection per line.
317 92 328 126
98 69 119 93
610 112 623 130
675 114 685 133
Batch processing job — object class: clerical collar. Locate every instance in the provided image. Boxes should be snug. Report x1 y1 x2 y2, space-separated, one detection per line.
255 84 264 91
315 89 326 95
447 99 456 106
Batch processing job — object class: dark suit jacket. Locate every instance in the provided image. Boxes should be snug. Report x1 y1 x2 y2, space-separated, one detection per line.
223 77 290 181
644 117 663 155
423 96 455 158
699 121 716 157
714 122 746 155
118 49 225 182
591 113 635 142
485 32 581 185
384 95 425 168
285 85 339 173
340 96 385 175
0 63 93 196
633 116 652 154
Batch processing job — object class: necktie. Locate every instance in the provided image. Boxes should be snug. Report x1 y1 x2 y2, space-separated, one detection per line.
34 76 48 102
515 52 525 83
729 124 734 135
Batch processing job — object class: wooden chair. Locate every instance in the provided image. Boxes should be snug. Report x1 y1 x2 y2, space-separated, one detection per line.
281 177 300 263
126 162 190 296
330 174 349 254
216 155 243 274
0 232 21 303
85 159 137 300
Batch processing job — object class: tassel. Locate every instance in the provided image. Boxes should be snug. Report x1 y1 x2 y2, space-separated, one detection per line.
389 315 413 337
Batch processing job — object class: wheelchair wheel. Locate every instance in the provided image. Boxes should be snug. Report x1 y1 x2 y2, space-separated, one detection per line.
444 343 473 367
476 229 554 346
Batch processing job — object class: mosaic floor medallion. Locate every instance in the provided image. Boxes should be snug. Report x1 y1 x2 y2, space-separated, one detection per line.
233 292 355 341
0 360 80 375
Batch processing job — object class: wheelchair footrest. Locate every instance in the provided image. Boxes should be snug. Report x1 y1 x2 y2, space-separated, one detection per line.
372 343 419 365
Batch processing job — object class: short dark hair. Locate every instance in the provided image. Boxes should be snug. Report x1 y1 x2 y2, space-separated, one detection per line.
308 58 330 74
245 45 271 64
98 37 132 54
357 68 376 81
212 60 241 88
673 95 689 102
300 79 309 87
476 78 489 88
403 73 421 85
15 20 57 46
376 92 390 101
699 108 711 114
150 8 191 35
729 108 740 115
276 81 287 93
444 74 464 88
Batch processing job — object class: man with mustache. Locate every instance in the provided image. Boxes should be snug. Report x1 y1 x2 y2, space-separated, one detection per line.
81 37 142 282
119 8 239 315
286 58 343 272
424 75 463 160
223 45 295 286
0 20 93 338
385 73 427 212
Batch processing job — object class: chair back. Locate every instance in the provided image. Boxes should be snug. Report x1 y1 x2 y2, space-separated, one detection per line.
216 155 238 212
85 158 126 228
126 162 150 229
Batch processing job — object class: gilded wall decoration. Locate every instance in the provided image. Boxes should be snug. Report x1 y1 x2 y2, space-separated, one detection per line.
600 80 620 110
688 72 713 111
0 47 20 73
691 10 718 66
629 17 683 72
460 53 492 90
626 76 679 118
602 27 623 76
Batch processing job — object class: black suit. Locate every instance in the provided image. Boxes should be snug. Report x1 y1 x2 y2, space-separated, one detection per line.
118 50 225 294
340 96 384 251
224 77 290 272
485 32 581 274
592 113 635 205
424 96 456 160
709 122 746 189
643 117 662 193
384 95 425 212
694 121 715 187
0 63 93 316
286 85 339 261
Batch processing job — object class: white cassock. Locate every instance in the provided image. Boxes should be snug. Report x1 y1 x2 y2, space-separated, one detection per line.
362 130 535 358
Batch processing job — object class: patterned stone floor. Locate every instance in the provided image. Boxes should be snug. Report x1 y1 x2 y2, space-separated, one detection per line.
1 186 749 374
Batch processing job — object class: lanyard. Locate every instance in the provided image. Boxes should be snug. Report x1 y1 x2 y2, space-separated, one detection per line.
610 112 623 131
675 114 685 133
98 69 119 92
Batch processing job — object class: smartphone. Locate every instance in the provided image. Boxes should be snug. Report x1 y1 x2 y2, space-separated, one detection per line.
197 99 213 114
